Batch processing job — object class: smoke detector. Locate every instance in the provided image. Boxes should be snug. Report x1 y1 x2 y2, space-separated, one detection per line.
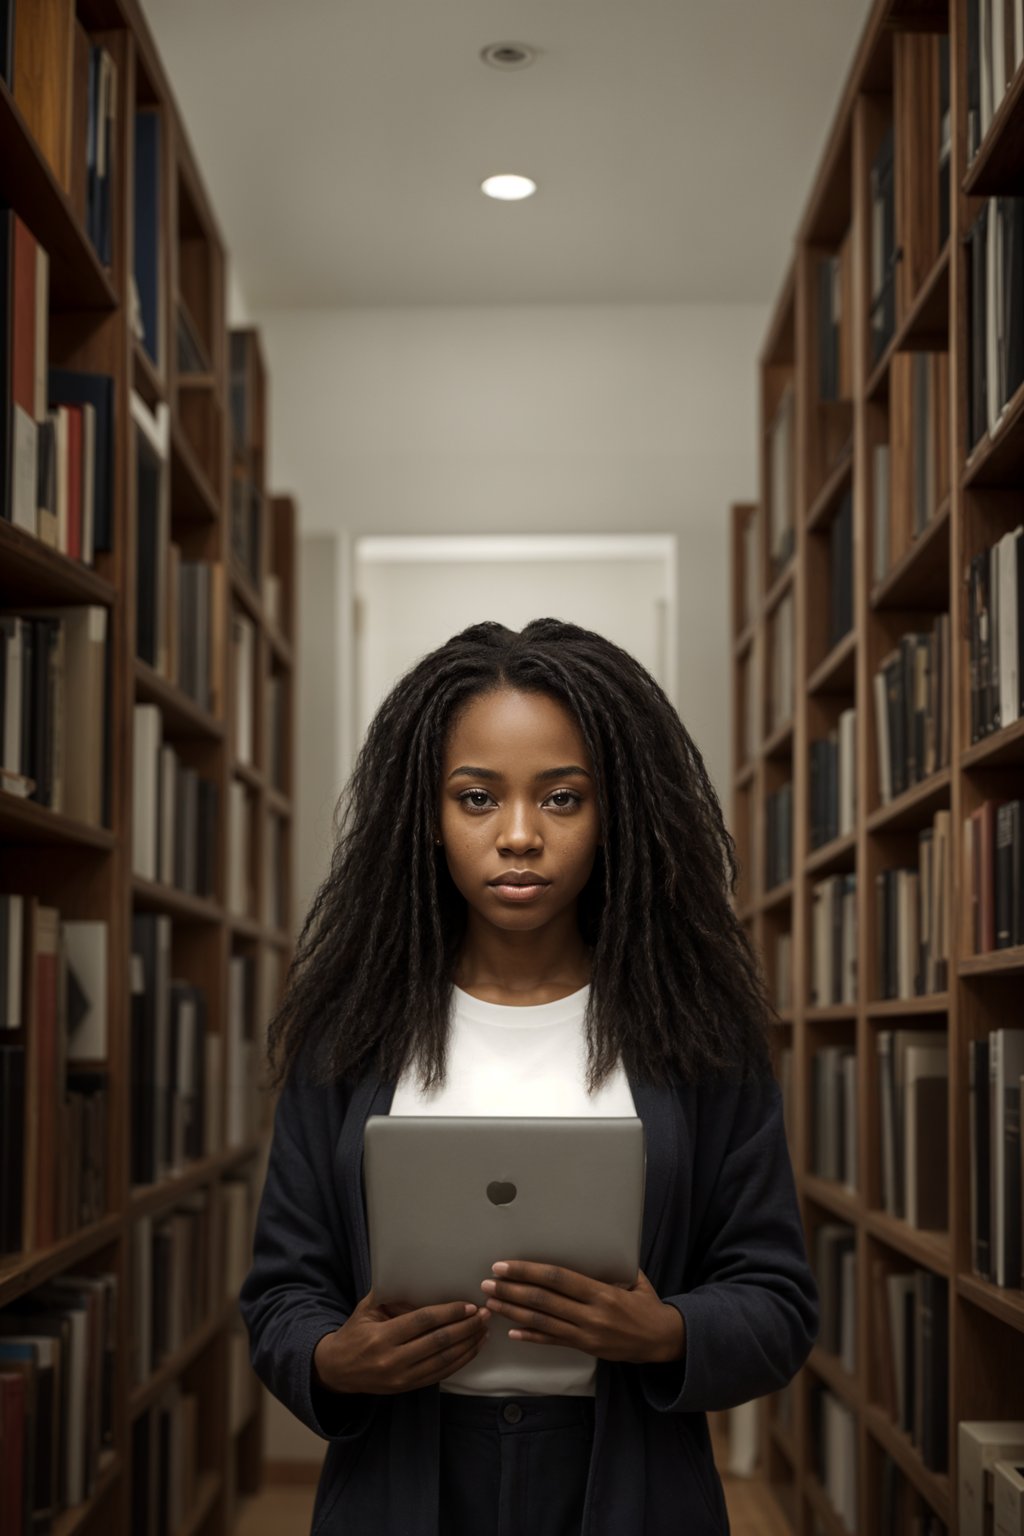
481 43 536 70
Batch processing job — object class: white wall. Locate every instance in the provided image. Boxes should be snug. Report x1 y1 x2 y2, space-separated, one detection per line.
258 301 769 804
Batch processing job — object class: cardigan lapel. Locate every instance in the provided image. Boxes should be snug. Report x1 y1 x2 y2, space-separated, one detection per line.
625 1067 678 1284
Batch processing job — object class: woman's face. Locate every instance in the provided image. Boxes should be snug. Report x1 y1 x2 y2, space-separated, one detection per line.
437 687 602 934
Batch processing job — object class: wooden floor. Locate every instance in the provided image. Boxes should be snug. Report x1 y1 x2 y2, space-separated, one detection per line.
234 1471 792 1536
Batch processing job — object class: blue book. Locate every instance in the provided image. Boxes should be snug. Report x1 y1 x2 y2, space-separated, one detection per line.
134 110 162 367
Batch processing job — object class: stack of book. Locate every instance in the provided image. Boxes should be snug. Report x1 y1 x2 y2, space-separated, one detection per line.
809 1383 857 1533
0 899 110 1256
967 199 1024 448
965 527 1024 743
969 1028 1024 1290
874 811 952 1000
869 123 896 367
873 615 951 804
0 1271 118 1527
966 0 1024 162
132 1380 203 1536
810 873 857 1006
132 703 219 896
814 1222 856 1372
0 606 111 823
130 913 216 1188
877 1028 948 1230
809 707 856 850
870 1261 948 1470
818 241 854 404
810 1048 857 1189
131 1191 215 1386
962 798 1024 953
765 782 793 890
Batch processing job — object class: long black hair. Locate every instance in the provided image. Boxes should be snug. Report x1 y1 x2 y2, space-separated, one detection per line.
266 618 774 1094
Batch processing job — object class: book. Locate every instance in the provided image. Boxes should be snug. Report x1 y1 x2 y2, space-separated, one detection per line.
961 1423 1024 1536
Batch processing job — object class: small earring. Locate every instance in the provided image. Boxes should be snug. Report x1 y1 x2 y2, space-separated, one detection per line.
434 836 443 846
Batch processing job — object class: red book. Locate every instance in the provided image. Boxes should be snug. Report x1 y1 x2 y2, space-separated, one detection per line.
0 1371 26 1534
64 404 83 562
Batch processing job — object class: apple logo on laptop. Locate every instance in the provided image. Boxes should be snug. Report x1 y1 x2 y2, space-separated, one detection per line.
487 1180 517 1206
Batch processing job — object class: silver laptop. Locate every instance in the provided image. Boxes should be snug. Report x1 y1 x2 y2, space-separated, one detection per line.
363 1115 645 1382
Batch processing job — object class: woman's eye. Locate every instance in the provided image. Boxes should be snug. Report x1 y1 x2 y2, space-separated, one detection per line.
547 790 582 810
459 789 493 810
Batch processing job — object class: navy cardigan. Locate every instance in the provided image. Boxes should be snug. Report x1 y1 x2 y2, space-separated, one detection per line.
239 1054 819 1536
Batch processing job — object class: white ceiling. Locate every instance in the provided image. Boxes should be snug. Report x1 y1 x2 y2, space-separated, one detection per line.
140 0 874 309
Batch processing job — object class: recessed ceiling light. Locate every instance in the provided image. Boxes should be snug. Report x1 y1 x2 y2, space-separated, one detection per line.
481 174 537 201
481 42 536 70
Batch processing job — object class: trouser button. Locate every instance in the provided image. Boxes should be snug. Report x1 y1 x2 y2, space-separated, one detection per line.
502 1401 523 1423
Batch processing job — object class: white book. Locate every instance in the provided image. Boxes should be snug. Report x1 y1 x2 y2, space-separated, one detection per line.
995 0 1009 111
132 703 162 881
873 442 891 585
233 613 255 764
994 1459 1024 1536
62 919 108 1060
961 1423 1024 1536
998 526 1022 726
228 780 249 916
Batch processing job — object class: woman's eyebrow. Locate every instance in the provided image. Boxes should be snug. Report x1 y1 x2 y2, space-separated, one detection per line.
446 765 592 781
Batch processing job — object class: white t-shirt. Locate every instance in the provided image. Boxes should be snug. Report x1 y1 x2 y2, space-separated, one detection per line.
388 982 637 1396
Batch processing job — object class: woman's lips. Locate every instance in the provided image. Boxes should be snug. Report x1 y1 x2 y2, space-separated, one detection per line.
489 882 549 902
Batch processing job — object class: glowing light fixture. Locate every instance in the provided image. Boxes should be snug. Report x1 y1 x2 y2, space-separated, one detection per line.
481 174 537 201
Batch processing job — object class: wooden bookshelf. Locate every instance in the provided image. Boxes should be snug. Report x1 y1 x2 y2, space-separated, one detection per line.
732 1 1024 1531
0 3 296 1534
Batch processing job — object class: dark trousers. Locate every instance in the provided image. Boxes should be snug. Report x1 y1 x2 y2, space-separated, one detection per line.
438 1392 596 1536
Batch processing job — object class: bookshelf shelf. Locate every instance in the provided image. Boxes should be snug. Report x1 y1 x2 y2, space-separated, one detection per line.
133 658 225 740
863 1210 951 1272
763 878 796 913
808 1345 860 1409
170 418 221 522
735 761 756 791
865 994 950 1018
179 1471 223 1536
131 875 222 925
804 1471 850 1536
0 1212 123 1308
0 520 119 605
0 80 119 312
807 447 854 533
863 1406 952 1524
802 1175 861 1223
962 377 1024 488
130 1299 235 1421
864 767 952 833
0 792 116 848
806 830 857 876
957 945 1024 977
53 1451 121 1536
764 720 795 760
0 6 296 1531
765 558 796 616
869 497 950 609
962 58 1024 195
807 629 857 695
956 1272 1024 1334
960 716 1024 769
730 10 1024 1520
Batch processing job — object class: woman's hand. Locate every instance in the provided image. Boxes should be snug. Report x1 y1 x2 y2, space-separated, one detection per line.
479 1262 686 1364
314 1291 491 1396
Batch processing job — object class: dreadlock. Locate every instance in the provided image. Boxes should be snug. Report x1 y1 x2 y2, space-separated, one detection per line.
265 618 774 1094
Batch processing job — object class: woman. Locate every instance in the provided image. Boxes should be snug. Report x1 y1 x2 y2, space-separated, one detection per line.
239 618 818 1536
